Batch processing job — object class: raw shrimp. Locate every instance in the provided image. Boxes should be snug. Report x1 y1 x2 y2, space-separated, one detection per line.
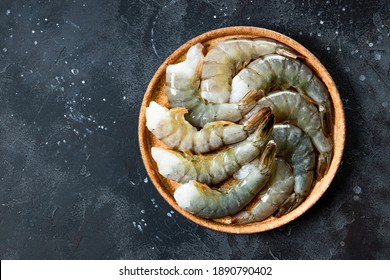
166 43 259 128
273 124 316 215
230 54 333 136
245 90 332 178
151 107 274 185
146 101 266 154
200 38 296 103
230 158 294 224
173 141 276 219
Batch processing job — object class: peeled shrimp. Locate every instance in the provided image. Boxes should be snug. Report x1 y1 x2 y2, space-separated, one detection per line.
166 43 259 128
174 141 276 219
146 101 266 154
245 90 332 178
200 38 296 103
230 158 294 224
151 107 274 185
230 54 332 136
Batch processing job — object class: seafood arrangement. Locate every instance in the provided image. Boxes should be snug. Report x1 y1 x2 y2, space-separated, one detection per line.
145 37 334 224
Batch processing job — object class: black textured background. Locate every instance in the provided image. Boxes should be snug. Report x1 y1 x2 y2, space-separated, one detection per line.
1 0 389 259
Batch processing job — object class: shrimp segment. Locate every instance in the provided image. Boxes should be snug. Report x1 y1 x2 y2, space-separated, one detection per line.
166 43 259 128
230 158 294 224
201 38 296 103
247 90 332 178
230 54 333 137
174 141 276 219
151 107 274 185
146 101 266 154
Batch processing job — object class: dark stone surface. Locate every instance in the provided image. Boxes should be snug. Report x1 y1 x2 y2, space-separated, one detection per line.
0 0 389 260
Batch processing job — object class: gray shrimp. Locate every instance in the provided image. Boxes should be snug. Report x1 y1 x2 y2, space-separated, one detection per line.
173 141 276 219
200 38 296 103
245 90 332 178
146 101 266 154
230 158 294 224
151 107 274 185
166 43 259 128
231 54 333 137
273 124 316 215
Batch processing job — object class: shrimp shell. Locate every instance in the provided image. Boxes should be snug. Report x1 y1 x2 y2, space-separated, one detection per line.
230 158 294 224
151 107 274 185
200 38 296 103
173 141 276 219
166 43 259 128
146 101 266 154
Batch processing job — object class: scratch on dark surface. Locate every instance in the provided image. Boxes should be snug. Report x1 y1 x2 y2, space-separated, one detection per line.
54 47 66 64
363 57 390 92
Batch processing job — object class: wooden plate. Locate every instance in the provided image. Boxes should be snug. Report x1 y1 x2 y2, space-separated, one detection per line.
138 26 345 234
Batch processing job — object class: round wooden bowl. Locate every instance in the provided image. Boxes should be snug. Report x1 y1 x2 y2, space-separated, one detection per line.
138 26 345 234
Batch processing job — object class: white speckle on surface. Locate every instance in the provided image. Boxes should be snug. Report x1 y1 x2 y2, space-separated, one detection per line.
102 98 106 102
44 18 48 21
375 53 382 60
3 48 7 52
108 61 112 66
340 241 345 247
342 7 346 11
368 42 373 47
81 80 85 84
32 30 35 33
382 101 388 108
132 221 136 228
6 9 11 16
213 15 216 18
317 33 321 37
359 75 366 81
167 212 172 217
144 177 148 183
326 47 330 51
353 186 362 194
353 195 360 201
137 224 143 232
320 20 324 24
247 16 250 20
34 41 38 45
140 209 145 214
123 96 126 100
71 68 79 75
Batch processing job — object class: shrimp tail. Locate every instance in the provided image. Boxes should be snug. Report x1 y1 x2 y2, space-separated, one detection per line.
319 103 332 137
274 193 299 217
316 152 332 179
259 140 276 174
237 89 264 113
251 107 275 145
243 105 272 134
276 48 303 60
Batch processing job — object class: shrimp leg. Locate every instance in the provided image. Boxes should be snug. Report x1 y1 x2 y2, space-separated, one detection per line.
166 43 259 128
173 141 276 219
146 101 266 154
151 107 274 185
230 158 294 224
